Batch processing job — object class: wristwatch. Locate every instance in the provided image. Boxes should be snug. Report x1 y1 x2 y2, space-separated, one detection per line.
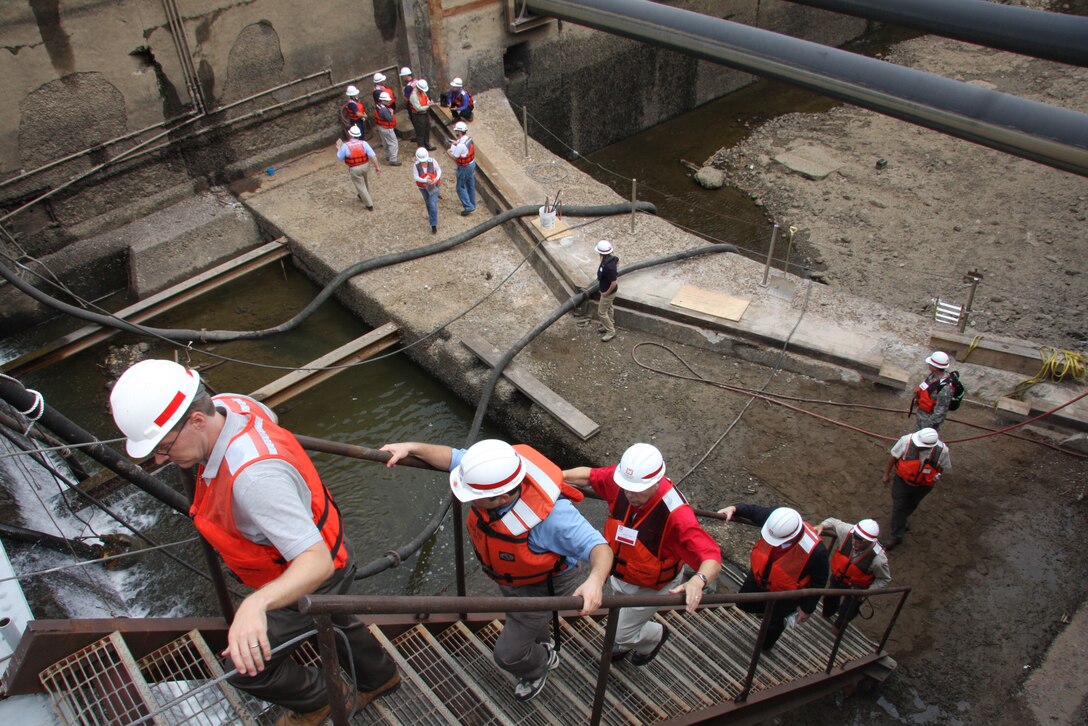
694 573 708 588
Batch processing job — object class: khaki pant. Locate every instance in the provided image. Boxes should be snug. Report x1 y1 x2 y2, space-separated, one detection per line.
598 293 616 335
347 162 374 207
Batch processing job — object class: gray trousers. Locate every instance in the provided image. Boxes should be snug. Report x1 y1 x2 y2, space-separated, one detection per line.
494 567 581 679
226 556 397 713
347 162 374 207
610 572 682 653
376 125 398 162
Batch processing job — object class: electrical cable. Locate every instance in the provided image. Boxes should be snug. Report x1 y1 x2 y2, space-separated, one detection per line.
0 536 202 584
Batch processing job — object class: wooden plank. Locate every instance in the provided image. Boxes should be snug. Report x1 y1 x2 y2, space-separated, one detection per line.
669 284 750 322
929 330 1042 376
3 239 291 377
876 362 911 390
249 323 400 409
460 333 599 440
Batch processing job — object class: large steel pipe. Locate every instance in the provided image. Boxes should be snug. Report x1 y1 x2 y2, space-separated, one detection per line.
787 0 1088 67
526 0 1088 177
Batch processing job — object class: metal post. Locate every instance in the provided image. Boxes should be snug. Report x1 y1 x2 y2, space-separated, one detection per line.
453 502 467 598
959 269 983 332
315 615 349 726
630 178 637 233
590 610 620 726
737 600 775 702
522 105 529 158
760 223 780 286
785 225 797 275
878 590 910 654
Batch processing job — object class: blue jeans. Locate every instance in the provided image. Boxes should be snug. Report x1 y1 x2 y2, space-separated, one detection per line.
455 161 476 212
419 186 439 227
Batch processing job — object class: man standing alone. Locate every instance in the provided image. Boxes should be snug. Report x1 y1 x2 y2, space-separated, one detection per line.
882 427 951 549
447 121 477 216
594 240 619 342
337 126 380 210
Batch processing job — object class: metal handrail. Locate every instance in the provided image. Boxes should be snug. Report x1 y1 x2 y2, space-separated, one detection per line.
303 586 910 726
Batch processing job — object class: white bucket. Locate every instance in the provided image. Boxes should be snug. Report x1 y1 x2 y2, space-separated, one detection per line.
538 206 557 230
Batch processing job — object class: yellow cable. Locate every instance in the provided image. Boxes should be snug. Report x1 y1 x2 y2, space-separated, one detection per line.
963 335 983 363
1012 347 1086 399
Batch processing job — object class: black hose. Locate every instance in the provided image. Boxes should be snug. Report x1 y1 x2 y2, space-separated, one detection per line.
0 203 655 343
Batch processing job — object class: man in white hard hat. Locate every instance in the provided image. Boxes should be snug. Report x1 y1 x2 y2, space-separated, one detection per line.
409 78 436 151
380 439 612 702
449 77 474 121
882 427 951 549
815 516 890 634
339 85 367 141
446 120 476 216
563 444 721 666
337 125 381 210
591 240 619 342
371 72 394 108
717 504 830 651
412 147 441 234
109 360 399 726
373 91 400 165
913 350 956 431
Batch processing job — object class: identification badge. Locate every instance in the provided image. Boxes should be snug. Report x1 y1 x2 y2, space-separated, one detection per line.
615 525 639 547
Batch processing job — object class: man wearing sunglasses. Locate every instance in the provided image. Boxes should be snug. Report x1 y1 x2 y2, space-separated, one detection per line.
110 359 399 726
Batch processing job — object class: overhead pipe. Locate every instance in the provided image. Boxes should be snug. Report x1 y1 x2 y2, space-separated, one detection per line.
525 0 1088 177
785 0 1088 67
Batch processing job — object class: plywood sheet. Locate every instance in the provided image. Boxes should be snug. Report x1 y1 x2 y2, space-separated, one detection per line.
529 214 573 239
670 284 750 322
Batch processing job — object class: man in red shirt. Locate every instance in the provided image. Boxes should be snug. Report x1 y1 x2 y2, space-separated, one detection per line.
564 443 721 666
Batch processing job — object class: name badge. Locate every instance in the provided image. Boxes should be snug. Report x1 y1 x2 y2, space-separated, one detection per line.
615 525 639 547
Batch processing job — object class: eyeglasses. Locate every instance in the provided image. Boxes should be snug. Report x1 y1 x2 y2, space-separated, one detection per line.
153 416 189 458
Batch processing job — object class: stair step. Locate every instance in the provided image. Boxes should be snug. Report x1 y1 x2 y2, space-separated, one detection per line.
661 608 772 693
368 625 465 725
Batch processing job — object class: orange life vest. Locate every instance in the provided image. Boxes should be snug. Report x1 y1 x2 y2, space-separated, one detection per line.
375 102 397 128
914 374 950 413
467 444 585 586
454 137 476 166
410 89 430 112
749 522 820 592
343 140 369 167
604 479 685 589
415 160 439 188
373 84 394 105
343 99 367 123
895 442 943 486
830 536 876 588
191 395 347 588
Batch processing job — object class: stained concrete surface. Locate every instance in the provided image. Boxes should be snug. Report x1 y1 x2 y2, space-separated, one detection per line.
235 90 1088 725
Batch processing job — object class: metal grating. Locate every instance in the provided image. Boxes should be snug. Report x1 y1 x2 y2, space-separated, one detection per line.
40 632 165 726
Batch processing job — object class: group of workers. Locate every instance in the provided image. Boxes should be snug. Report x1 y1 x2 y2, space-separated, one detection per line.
105 344 959 722
337 69 477 233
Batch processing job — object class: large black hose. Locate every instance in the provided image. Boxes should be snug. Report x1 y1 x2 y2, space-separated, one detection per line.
0 203 655 343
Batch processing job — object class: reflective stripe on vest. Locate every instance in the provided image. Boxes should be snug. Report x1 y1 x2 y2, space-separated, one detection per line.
895 442 943 486
455 138 475 166
605 479 685 589
749 523 820 592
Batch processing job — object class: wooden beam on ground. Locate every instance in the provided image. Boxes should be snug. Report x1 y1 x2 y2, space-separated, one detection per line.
3 239 291 378
929 330 1042 376
249 323 400 409
460 333 599 441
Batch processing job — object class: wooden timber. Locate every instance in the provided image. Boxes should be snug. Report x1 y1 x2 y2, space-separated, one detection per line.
929 330 1042 376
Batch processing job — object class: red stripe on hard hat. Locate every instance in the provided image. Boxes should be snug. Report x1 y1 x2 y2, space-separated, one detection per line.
642 463 664 481
152 371 194 428
856 522 878 539
473 459 524 491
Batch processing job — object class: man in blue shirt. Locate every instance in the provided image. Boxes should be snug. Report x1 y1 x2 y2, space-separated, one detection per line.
381 439 611 701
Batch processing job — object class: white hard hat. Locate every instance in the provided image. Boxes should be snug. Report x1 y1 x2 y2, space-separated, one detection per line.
613 443 666 492
761 507 803 547
110 360 200 458
399 66 413 77
450 77 463 88
373 72 387 84
453 121 468 133
925 350 951 369
912 428 941 447
853 519 880 542
415 147 430 162
346 85 360 97
378 91 392 102
348 125 362 138
450 440 526 502
595 240 613 255
416 79 429 92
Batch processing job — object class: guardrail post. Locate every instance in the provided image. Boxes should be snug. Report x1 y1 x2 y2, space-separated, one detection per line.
630 178 637 233
590 610 620 726
737 600 775 702
879 590 911 653
760 223 780 287
316 615 349 726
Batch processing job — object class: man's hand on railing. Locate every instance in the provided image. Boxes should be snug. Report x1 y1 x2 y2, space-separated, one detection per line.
669 577 704 613
717 505 736 521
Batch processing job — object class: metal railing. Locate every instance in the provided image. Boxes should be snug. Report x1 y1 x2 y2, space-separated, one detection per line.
302 585 910 726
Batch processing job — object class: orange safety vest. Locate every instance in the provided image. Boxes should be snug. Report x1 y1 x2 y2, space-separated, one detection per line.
467 444 585 586
895 442 943 486
373 84 394 105
749 522 820 592
830 536 876 588
343 139 370 167
375 102 397 128
342 99 367 123
410 89 430 112
914 374 950 413
191 395 347 588
604 479 684 589
415 160 439 188
454 137 476 166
